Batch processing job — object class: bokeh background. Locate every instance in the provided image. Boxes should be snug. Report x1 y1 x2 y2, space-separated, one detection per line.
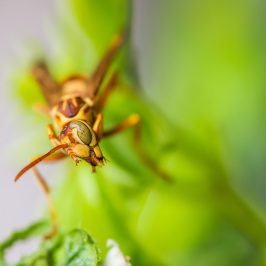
0 0 266 265
0 0 55 243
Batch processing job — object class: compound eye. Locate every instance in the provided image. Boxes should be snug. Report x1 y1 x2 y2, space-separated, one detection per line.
69 120 93 145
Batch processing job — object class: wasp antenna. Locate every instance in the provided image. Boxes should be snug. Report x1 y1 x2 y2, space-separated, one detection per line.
15 144 68 182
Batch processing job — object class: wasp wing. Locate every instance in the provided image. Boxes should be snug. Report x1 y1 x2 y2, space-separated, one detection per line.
87 33 125 98
32 61 61 107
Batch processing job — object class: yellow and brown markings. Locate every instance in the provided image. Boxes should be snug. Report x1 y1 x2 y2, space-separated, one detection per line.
51 96 95 129
59 123 75 144
57 97 85 118
61 76 91 98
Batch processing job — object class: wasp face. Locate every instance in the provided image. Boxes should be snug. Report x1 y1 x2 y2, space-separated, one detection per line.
60 120 104 168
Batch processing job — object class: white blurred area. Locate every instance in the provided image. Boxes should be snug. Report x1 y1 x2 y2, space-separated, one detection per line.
0 0 56 243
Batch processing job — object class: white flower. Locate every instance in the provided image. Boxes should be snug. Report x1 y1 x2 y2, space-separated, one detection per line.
104 239 132 266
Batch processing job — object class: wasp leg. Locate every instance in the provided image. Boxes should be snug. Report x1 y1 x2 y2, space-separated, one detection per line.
103 114 140 138
88 33 124 97
94 73 118 112
47 124 61 147
93 113 104 139
26 150 67 240
30 125 66 239
31 151 66 162
103 115 172 182
32 167 57 239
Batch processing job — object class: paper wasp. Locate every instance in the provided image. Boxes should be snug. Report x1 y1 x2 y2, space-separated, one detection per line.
15 33 171 238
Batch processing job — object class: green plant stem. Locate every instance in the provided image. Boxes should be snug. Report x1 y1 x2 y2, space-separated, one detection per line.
217 180 266 248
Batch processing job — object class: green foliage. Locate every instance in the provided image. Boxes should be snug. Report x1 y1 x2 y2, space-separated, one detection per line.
68 0 129 52
0 221 49 263
0 222 101 266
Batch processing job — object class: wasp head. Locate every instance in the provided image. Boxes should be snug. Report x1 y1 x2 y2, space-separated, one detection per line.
60 120 104 169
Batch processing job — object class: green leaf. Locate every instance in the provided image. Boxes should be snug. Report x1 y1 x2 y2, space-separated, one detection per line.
0 220 49 264
54 229 101 266
0 222 101 266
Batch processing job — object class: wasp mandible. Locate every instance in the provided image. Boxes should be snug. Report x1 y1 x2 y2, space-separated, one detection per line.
15 33 171 238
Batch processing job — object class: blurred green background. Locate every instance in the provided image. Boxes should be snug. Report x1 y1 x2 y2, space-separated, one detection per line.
8 0 266 265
